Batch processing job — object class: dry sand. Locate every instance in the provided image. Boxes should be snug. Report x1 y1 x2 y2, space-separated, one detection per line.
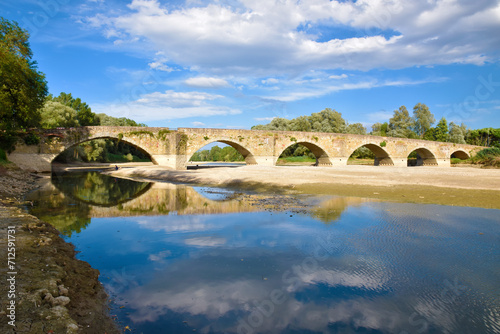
109 165 500 209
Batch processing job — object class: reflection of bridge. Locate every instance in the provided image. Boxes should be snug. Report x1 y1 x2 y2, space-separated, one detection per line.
9 126 483 172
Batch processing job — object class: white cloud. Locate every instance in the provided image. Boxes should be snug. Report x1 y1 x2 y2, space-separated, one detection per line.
191 121 205 126
254 117 276 121
87 0 500 75
184 77 230 88
329 74 348 80
185 237 227 247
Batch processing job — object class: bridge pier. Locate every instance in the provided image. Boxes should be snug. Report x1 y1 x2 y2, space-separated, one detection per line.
253 156 276 167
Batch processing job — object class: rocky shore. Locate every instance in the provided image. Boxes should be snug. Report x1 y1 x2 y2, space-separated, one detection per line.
0 164 119 333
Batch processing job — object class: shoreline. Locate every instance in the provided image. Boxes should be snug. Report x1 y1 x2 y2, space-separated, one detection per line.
108 165 500 209
0 165 119 333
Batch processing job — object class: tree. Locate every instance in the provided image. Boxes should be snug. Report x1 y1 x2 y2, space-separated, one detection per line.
448 122 466 144
0 17 48 131
309 108 347 133
413 103 435 138
39 101 79 129
346 123 367 135
289 116 311 132
96 113 146 127
51 92 99 126
387 106 416 138
371 122 388 136
434 117 448 142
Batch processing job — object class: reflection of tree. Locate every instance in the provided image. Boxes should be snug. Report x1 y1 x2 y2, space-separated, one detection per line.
27 187 92 237
312 197 370 223
52 172 152 207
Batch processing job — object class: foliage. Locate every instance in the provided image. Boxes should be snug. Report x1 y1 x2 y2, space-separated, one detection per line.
470 147 500 167
433 117 449 142
97 113 146 127
413 103 435 138
0 148 7 161
346 123 367 135
190 145 244 162
22 133 40 145
448 122 466 144
0 17 48 132
251 108 347 134
50 92 99 126
380 141 387 147
350 147 375 159
54 138 151 163
387 106 416 138
371 122 388 136
466 128 500 147
40 101 79 128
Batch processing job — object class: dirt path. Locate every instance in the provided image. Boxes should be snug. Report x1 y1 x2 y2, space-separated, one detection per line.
0 165 119 334
110 165 500 209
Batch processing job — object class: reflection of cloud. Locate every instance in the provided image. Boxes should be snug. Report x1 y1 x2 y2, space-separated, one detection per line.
118 252 399 333
137 216 214 233
185 236 226 247
148 250 172 262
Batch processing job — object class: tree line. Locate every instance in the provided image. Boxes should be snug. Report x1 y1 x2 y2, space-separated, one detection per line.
251 106 499 159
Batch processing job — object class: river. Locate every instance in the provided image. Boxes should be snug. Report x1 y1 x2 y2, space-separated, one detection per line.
25 171 500 334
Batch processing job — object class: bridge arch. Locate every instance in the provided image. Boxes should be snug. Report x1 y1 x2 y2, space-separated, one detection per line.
450 149 470 160
53 136 158 164
407 147 438 166
187 139 258 165
347 143 394 166
276 141 332 166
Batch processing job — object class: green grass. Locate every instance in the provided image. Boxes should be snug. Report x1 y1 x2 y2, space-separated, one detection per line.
277 156 316 163
470 147 500 167
105 153 151 163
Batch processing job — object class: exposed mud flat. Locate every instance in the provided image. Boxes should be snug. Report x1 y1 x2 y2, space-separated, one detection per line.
109 165 500 209
0 165 119 334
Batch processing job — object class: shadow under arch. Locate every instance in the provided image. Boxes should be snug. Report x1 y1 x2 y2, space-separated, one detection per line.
52 136 158 165
408 147 438 166
277 141 332 166
451 149 470 160
347 143 394 166
188 140 258 165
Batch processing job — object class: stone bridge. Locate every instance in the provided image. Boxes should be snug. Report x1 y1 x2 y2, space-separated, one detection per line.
8 126 483 172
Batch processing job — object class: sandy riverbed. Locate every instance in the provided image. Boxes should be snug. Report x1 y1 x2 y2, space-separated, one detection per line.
109 165 500 209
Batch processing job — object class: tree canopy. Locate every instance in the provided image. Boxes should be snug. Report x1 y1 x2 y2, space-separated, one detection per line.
49 92 100 126
387 106 415 138
0 17 48 131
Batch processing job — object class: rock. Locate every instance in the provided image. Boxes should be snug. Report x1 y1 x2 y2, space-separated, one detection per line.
54 296 71 306
59 285 69 296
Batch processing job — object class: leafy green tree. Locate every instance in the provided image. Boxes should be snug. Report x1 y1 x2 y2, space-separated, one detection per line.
96 113 146 127
51 92 99 126
412 103 435 138
448 122 466 144
387 106 416 138
434 117 449 142
346 123 367 135
39 101 79 129
309 108 347 133
0 17 48 131
289 116 312 132
371 122 388 136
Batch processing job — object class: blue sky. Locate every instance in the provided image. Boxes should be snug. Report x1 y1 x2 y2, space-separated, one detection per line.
2 0 500 130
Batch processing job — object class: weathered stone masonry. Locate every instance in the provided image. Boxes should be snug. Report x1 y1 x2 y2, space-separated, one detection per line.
8 126 483 172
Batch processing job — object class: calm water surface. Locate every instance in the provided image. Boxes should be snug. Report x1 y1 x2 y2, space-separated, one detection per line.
27 172 500 334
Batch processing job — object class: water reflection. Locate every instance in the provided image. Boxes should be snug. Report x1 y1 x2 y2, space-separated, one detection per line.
27 172 365 235
25 172 500 334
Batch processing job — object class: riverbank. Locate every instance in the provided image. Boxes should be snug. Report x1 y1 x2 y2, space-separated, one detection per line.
109 165 500 209
0 164 119 333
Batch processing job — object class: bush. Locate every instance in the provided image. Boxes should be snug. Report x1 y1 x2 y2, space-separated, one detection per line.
471 147 500 167
0 148 7 162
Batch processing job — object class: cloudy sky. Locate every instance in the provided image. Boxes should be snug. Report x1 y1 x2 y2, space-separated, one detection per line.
2 0 500 130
